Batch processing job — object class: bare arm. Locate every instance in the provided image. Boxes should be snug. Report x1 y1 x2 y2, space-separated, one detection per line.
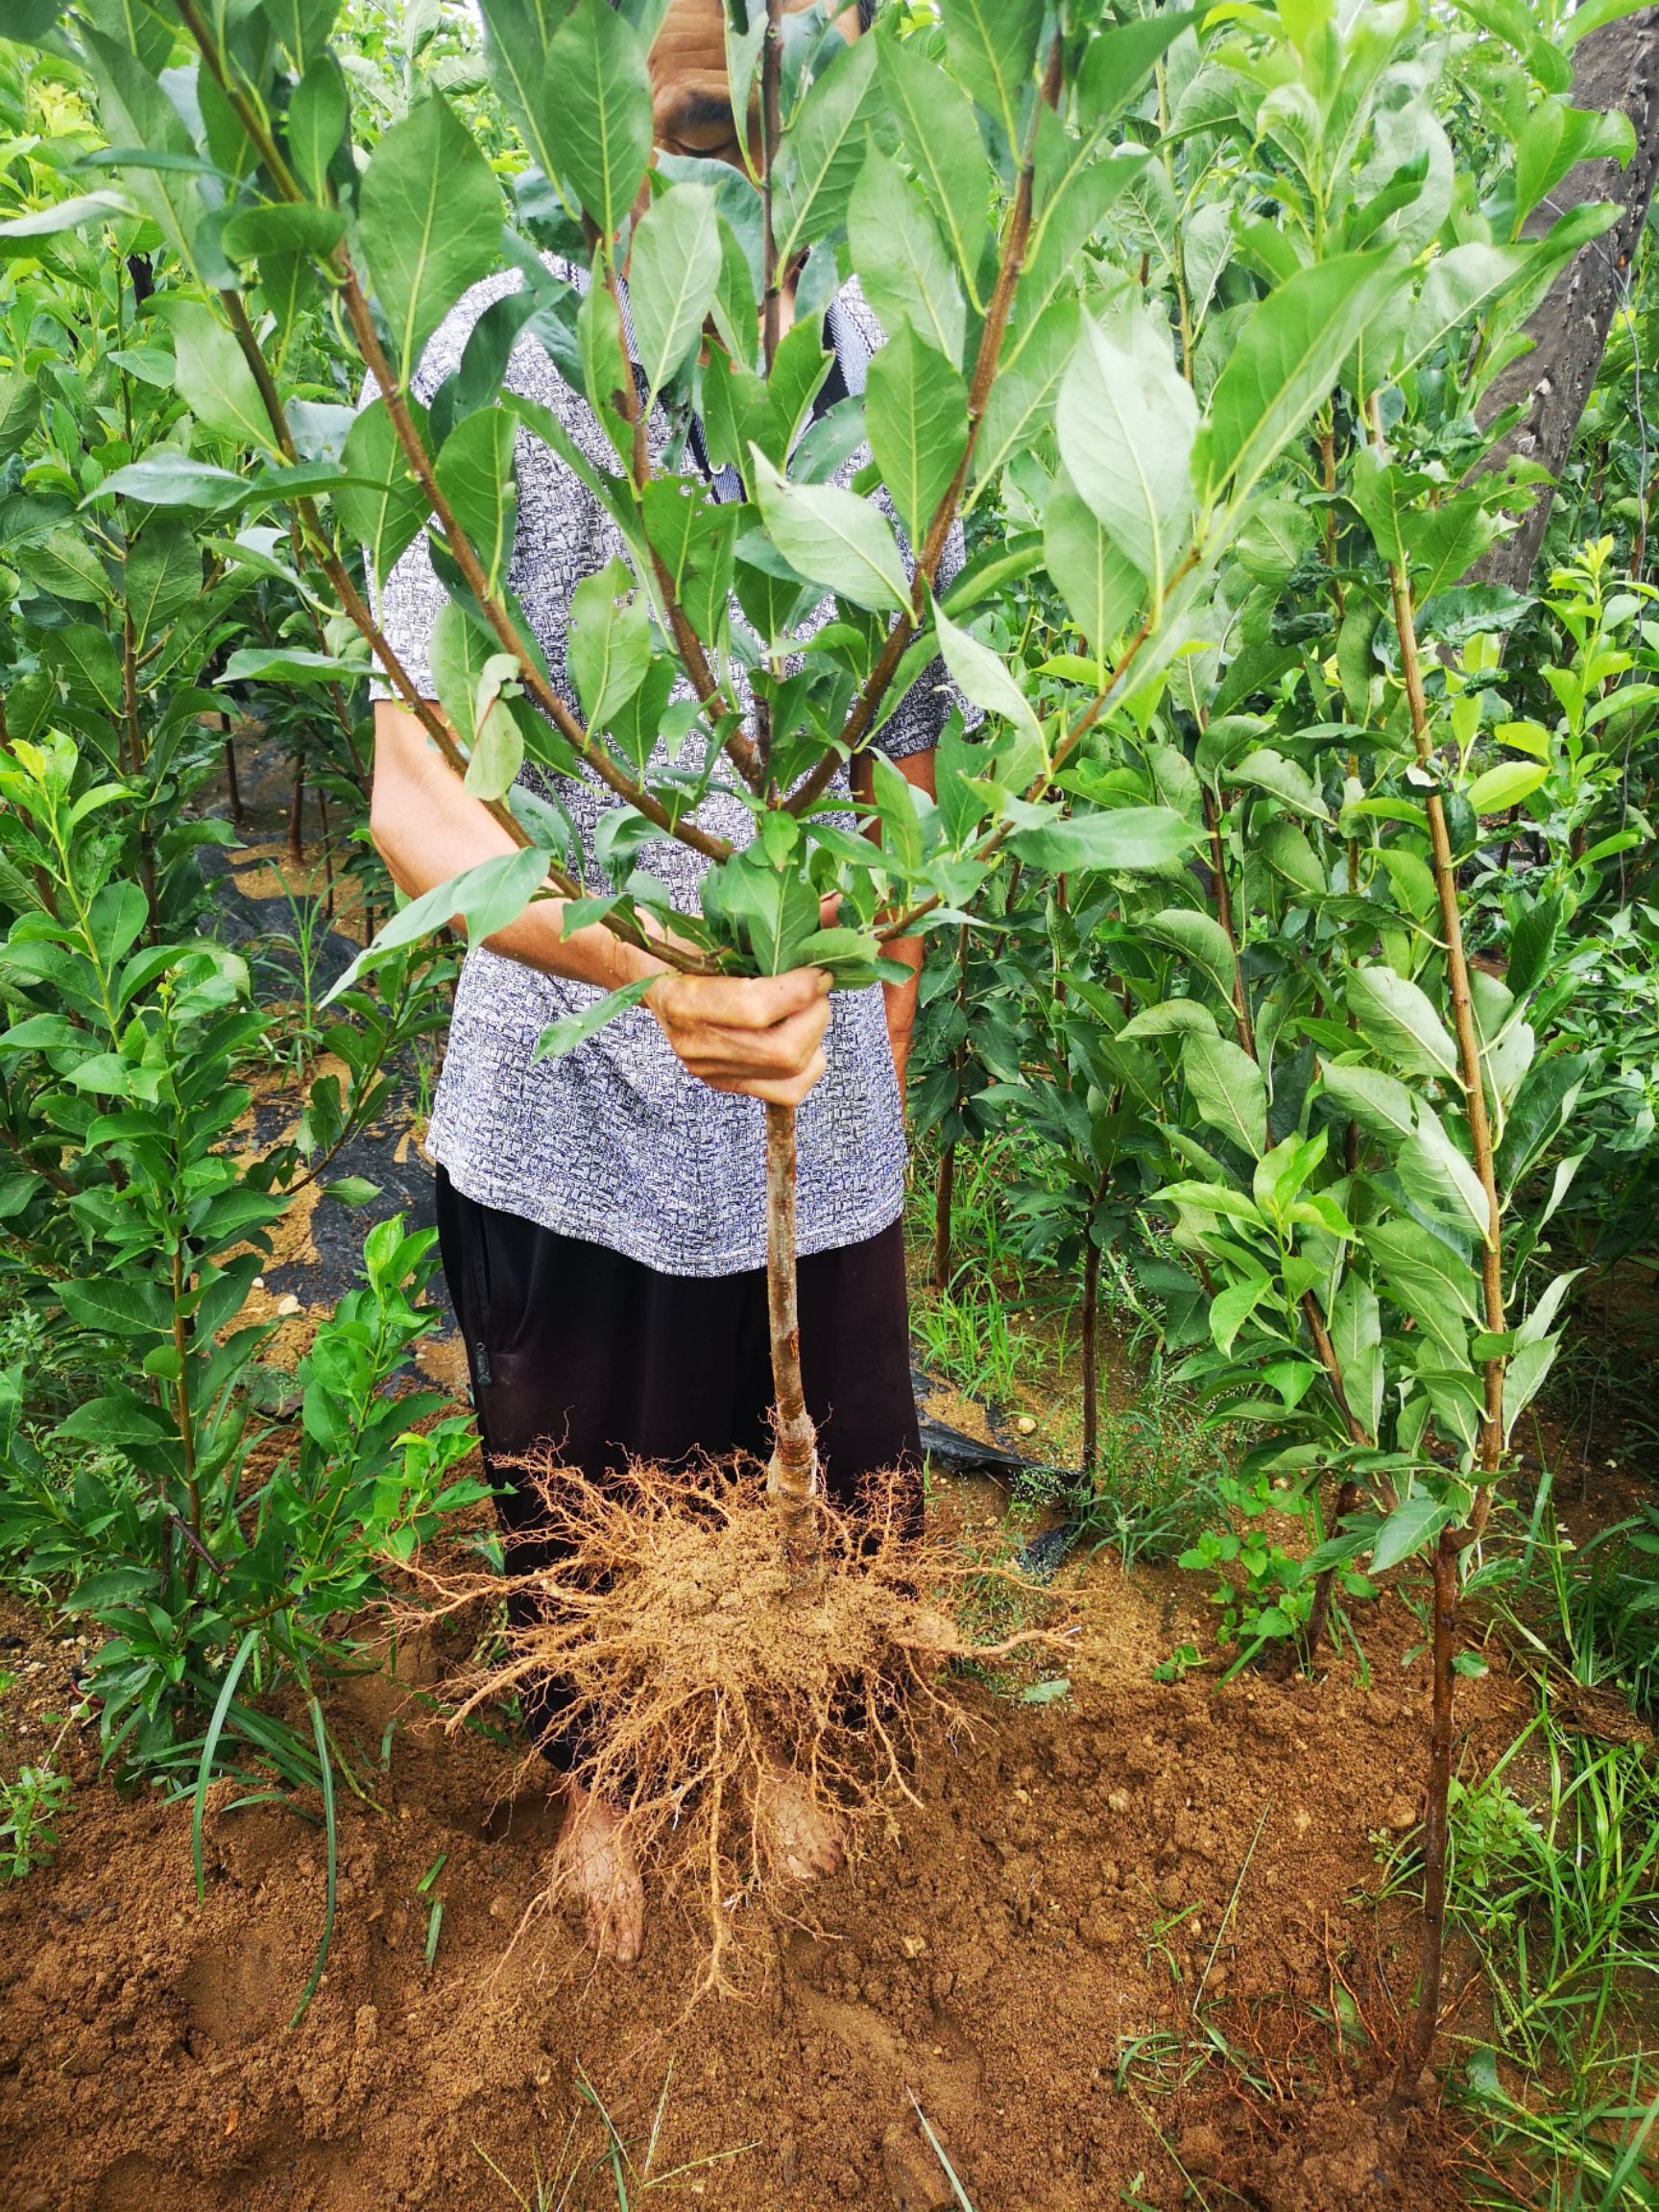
371 701 830 1106
852 746 934 1107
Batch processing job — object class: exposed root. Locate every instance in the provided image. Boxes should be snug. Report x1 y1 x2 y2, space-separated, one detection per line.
398 1455 1063 1990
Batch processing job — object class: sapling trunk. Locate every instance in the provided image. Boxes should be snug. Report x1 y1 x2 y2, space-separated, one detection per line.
1397 1527 1459 2090
1081 1229 1101 1479
764 1101 821 1575
1377 398 1506 2090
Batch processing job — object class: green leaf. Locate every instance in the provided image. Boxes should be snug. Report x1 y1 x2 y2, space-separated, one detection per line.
1210 1270 1273 1356
773 36 880 262
0 190 133 238
1368 1218 1479 1358
1330 1269 1382 1439
1077 11 1199 124
1318 1061 1416 1150
125 522 200 646
567 557 652 729
221 647 361 684
1371 1492 1454 1574
1056 307 1196 602
540 0 652 243
878 37 987 287
326 847 550 1000
933 600 1041 750
1231 746 1331 821
1466 759 1548 814
357 94 503 379
269 0 340 71
432 406 518 595
1347 965 1460 1085
630 182 722 401
1042 481 1143 659
535 977 655 1061
1142 907 1238 1004
848 149 966 370
76 32 205 273
95 455 251 511
975 296 1077 490
338 395 431 585
749 448 909 611
864 324 968 547
1202 251 1402 508
1398 1100 1491 1241
943 0 1042 147
1183 1029 1269 1157
55 1276 167 1339
288 57 350 198
170 301 278 452
1004 804 1197 876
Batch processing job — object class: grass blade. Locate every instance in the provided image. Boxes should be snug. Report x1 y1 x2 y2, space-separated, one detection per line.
191 1626 260 1904
287 1692 337 2028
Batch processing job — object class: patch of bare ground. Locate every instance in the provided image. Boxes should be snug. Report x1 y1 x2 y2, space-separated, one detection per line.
0 1504 1525 2212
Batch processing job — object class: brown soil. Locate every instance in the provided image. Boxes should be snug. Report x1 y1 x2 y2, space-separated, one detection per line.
0 1516 1525 2212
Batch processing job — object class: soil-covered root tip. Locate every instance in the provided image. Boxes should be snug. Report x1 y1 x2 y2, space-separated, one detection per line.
404 1455 1061 1984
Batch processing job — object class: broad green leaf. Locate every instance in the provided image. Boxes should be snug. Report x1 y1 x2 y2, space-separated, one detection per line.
76 31 206 273
221 647 361 684
630 183 722 401
1231 746 1331 821
942 0 1042 147
0 191 133 238
326 847 551 1001
1210 1271 1273 1356
849 150 966 370
1503 1333 1558 1443
975 297 1077 492
1142 907 1238 1004
934 600 1041 751
1202 251 1402 508
269 0 340 71
1056 308 1196 602
357 94 503 378
568 558 652 729
865 324 968 547
1077 10 1199 123
1347 965 1460 1085
338 395 432 585
536 978 655 1061
1004 803 1197 876
288 57 350 198
125 523 200 646
1330 1269 1382 1439
1042 483 1143 660
432 406 518 595
1371 1492 1454 1575
749 448 909 611
1398 1100 1491 1241
56 1275 168 1338
170 302 278 453
14 527 112 607
1466 759 1548 814
773 36 880 262
1318 1061 1416 1149
540 0 653 243
1182 1029 1268 1157
878 38 987 288
1368 1217 1479 1357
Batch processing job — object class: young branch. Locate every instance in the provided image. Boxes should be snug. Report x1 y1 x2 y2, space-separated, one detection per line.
784 36 1065 822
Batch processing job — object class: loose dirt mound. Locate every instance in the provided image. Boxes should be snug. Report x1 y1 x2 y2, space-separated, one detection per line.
0 1536 1518 2211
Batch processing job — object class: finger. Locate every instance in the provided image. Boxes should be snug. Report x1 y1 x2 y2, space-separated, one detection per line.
672 966 831 1031
681 1000 830 1080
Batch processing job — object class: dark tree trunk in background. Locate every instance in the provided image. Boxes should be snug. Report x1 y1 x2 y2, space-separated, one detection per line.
1479 8 1659 592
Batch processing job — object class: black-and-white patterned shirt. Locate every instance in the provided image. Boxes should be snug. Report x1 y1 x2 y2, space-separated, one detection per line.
373 268 956 1276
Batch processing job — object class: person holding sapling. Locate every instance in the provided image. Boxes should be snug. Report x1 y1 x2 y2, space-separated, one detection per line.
367 0 958 1966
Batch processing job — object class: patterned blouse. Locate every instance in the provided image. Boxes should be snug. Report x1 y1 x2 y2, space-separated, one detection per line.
373 266 959 1276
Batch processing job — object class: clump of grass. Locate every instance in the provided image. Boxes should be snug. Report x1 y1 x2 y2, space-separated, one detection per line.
1013 1358 1229 1571
912 1285 1043 1407
1381 1708 1659 2209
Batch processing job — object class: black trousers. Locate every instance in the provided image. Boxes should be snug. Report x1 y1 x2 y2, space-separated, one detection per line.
434 1165 923 1771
